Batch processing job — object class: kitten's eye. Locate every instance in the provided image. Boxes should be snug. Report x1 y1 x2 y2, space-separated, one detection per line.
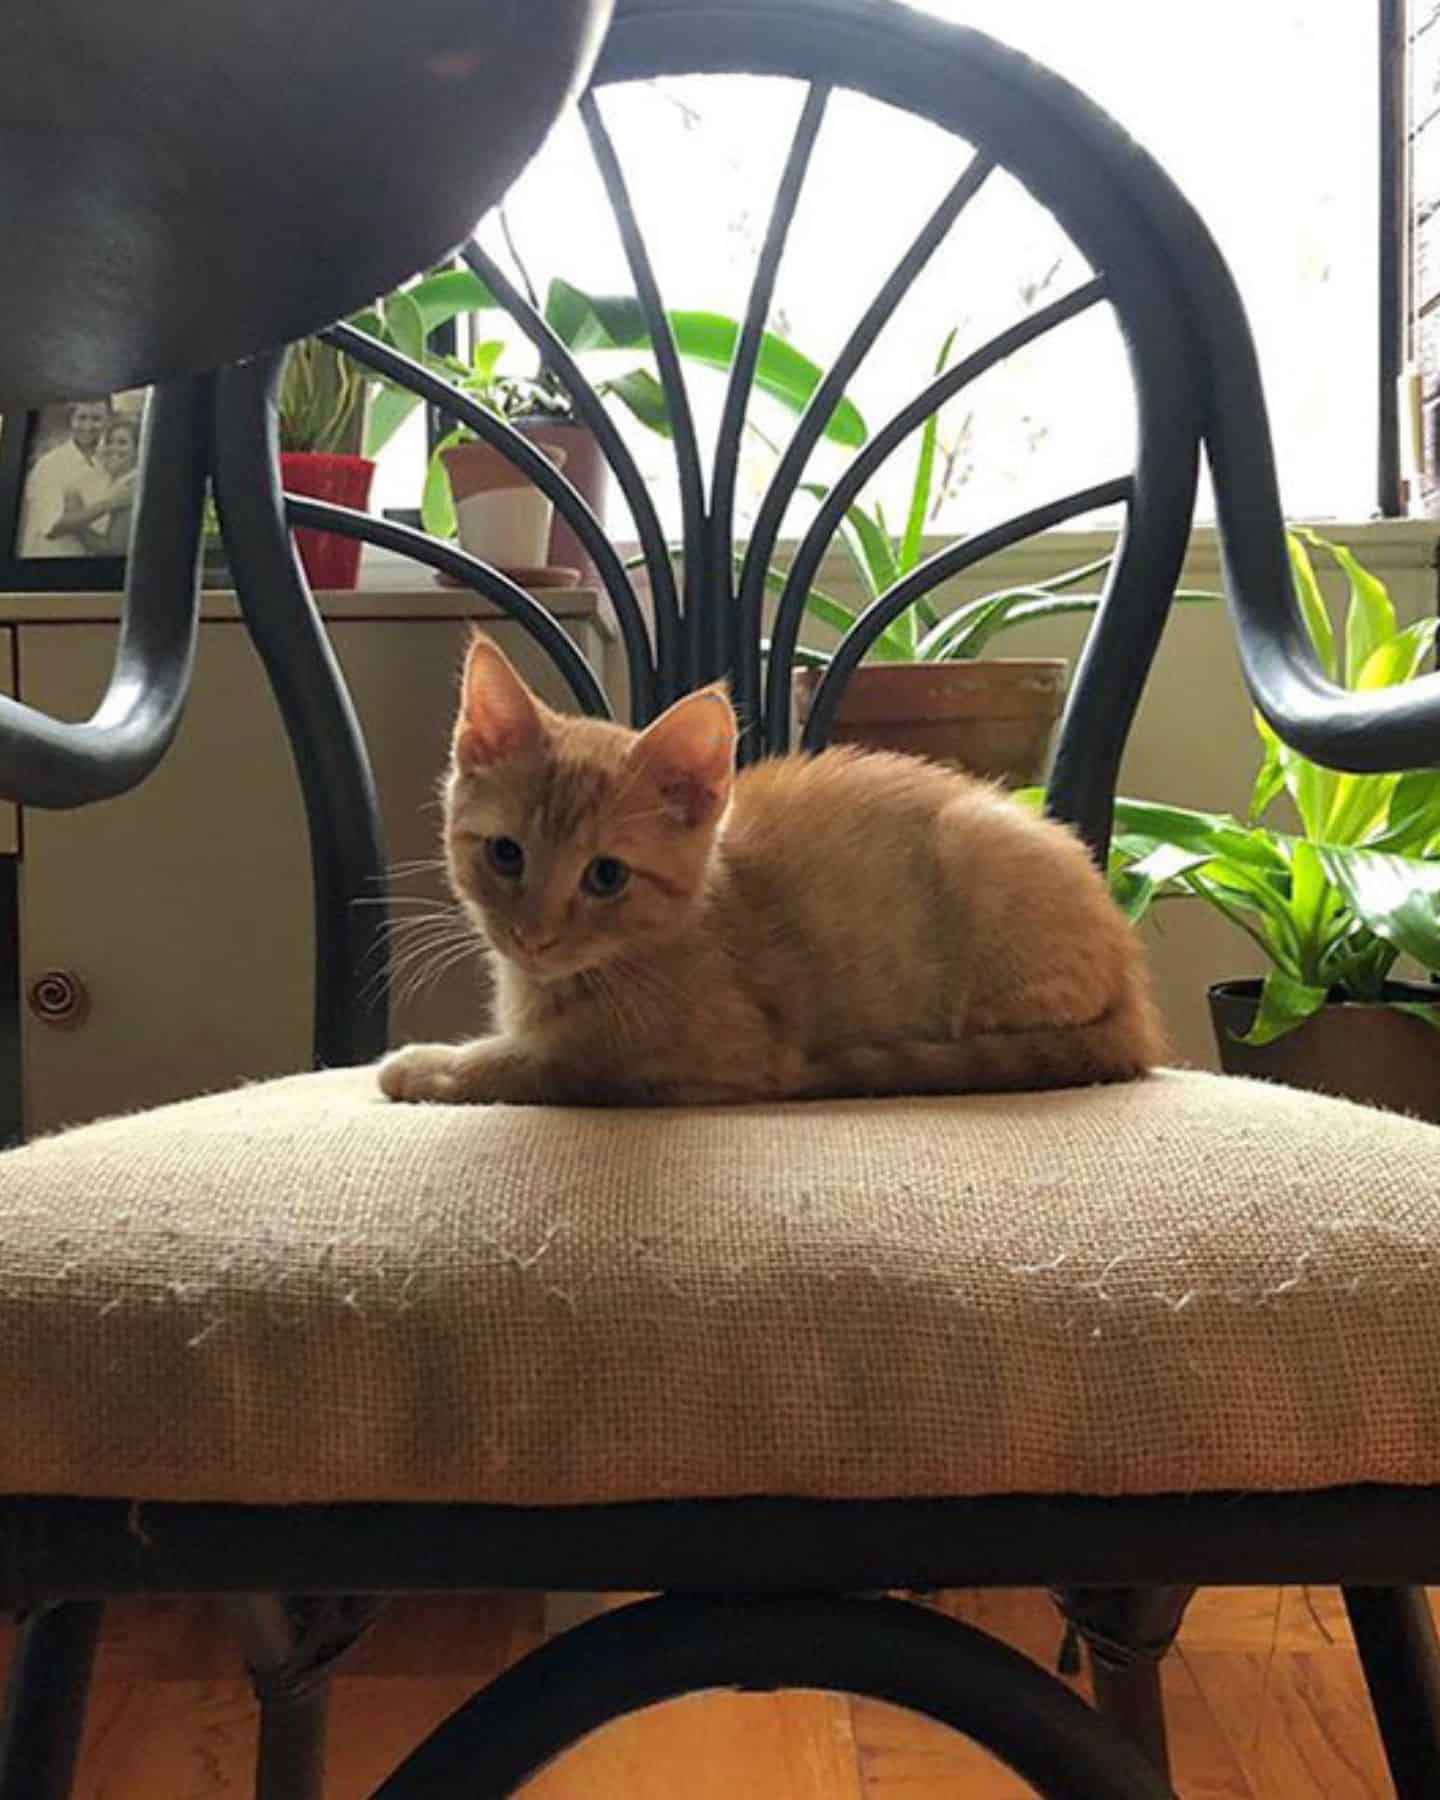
485 836 525 879
581 855 630 898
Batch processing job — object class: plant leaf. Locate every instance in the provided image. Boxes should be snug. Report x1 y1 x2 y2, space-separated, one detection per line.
1288 840 1338 981
1285 531 1337 680
1377 770 1440 854
543 278 649 351
404 267 496 335
1247 708 1287 824
1294 529 1398 688
603 367 673 436
1317 921 1394 998
1109 798 1289 871
1317 844 1440 975
800 484 899 604
381 291 427 367
543 281 868 444
1323 770 1398 850
470 338 506 383
1235 968 1328 1046
741 558 894 656
961 587 1216 640
363 386 421 458
783 586 861 644
794 589 862 642
1254 695 1336 841
919 589 1039 661
1109 843 1214 923
856 500 899 594
1355 617 1440 691
422 438 461 539
899 326 958 577
681 313 867 445
1184 869 1301 969
1038 554 1114 593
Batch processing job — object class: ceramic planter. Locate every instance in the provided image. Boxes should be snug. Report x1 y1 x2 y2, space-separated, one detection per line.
794 659 1067 785
442 438 567 580
1208 977 1440 1124
516 416 609 586
278 452 375 591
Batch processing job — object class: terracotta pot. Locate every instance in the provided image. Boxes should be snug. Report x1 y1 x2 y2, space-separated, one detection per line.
516 416 610 586
793 659 1066 785
1209 978 1440 1123
442 438 567 575
278 452 375 591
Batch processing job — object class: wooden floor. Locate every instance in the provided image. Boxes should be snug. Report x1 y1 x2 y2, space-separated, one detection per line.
0 1586 1412 1796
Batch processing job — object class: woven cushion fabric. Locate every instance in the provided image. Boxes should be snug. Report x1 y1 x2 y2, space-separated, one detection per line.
1 1065 1439 1505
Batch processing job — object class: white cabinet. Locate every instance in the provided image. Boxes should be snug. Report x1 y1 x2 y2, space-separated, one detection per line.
9 588 613 1134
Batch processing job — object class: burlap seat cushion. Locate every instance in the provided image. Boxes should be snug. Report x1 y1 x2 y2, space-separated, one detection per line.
1 1064 1438 1506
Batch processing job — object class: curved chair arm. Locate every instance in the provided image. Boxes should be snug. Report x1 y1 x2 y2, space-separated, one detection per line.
1208 322 1440 773
0 379 209 809
1063 70 1440 774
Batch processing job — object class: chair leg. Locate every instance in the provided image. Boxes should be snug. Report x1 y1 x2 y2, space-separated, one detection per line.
1052 1585 1194 1784
255 1679 329 1800
229 1594 329 1800
0 1601 102 1800
1343 1585 1440 1800
228 1593 384 1800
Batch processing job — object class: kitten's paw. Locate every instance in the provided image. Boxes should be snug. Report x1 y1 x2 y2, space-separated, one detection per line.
378 1044 466 1105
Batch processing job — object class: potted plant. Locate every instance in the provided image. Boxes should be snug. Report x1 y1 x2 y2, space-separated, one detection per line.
787 493 1086 783
1106 527 1440 1119
422 341 575 581
782 326 1196 785
276 338 376 591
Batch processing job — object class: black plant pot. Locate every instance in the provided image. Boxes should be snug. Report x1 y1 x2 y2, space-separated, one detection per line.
1208 978 1440 1124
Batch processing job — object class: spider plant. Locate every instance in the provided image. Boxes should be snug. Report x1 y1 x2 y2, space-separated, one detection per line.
276 338 372 456
782 326 1214 664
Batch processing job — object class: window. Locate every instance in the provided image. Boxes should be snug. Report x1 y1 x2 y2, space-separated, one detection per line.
372 6 1381 537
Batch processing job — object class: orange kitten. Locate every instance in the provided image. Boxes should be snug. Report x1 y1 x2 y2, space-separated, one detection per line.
378 636 1164 1106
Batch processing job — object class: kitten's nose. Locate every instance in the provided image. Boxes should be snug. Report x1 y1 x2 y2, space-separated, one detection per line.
512 924 560 955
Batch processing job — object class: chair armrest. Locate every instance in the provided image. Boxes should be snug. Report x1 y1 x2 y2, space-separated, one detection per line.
1214 446 1440 776
0 380 208 808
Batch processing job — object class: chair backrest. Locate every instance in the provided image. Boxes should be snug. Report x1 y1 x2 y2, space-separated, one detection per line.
289 0 1220 849
210 0 1276 1068
0 0 1326 1075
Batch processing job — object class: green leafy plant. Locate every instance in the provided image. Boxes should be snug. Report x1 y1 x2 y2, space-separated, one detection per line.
346 258 868 538
1105 528 1440 1045
276 339 372 456
781 327 1214 664
402 334 569 540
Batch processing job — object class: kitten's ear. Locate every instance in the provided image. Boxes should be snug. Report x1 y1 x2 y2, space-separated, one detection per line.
630 685 736 828
454 635 546 768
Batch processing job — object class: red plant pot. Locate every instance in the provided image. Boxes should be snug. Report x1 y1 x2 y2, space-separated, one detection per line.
279 452 375 591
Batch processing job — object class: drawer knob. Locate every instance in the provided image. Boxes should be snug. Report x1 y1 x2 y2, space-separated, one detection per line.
28 969 89 1028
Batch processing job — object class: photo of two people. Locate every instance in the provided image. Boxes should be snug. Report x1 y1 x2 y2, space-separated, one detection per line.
16 391 146 560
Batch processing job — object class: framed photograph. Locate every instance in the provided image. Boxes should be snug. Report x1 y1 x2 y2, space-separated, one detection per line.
0 389 149 591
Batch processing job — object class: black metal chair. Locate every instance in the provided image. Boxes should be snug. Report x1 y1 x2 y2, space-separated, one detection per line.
4 2 1440 1795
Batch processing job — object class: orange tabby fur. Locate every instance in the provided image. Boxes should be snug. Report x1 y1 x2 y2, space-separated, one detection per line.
378 636 1164 1106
